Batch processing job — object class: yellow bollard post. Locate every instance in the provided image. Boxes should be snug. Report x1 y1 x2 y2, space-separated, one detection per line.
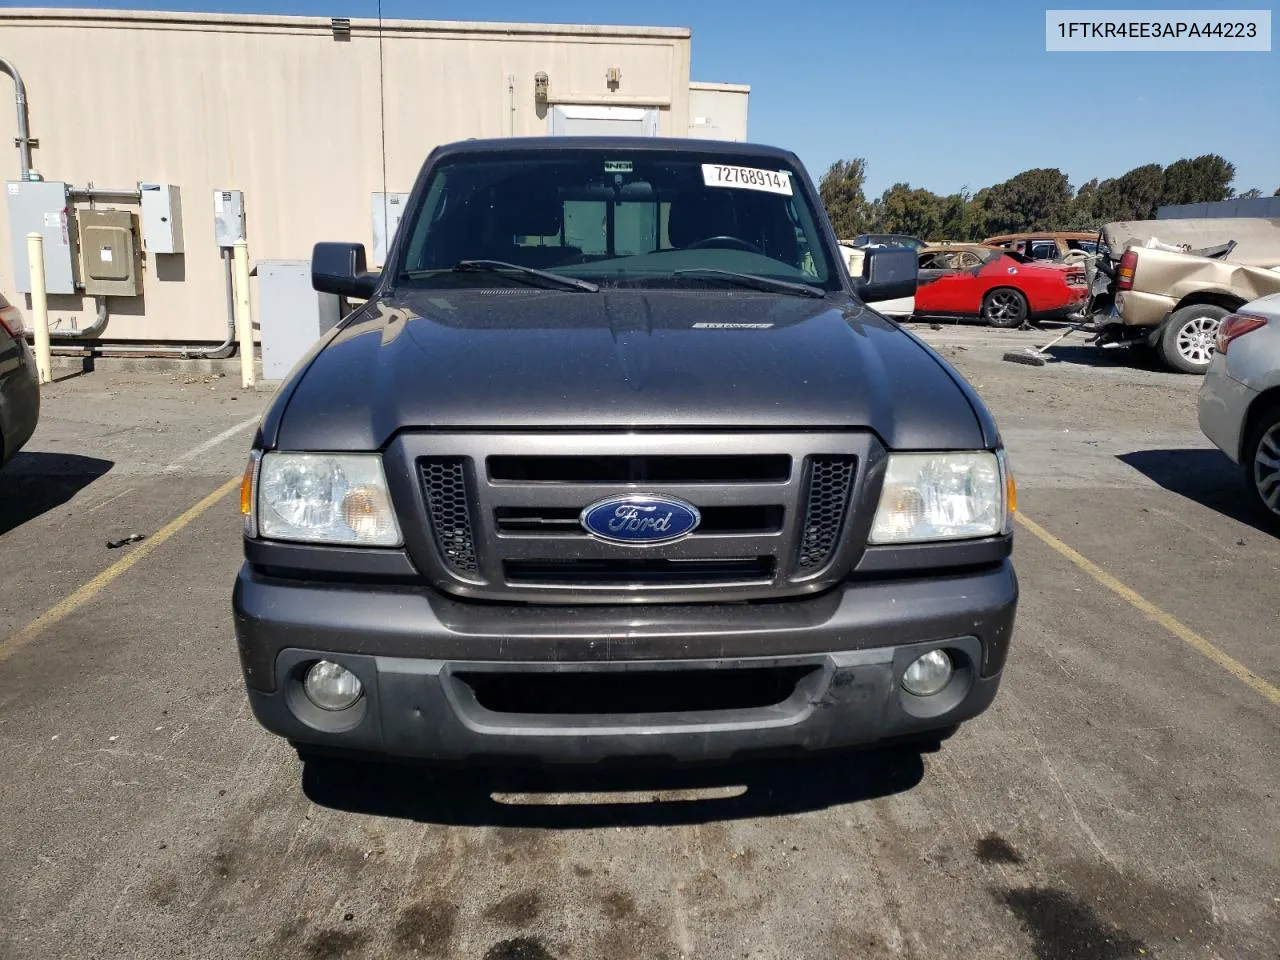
233 239 255 389
25 232 52 384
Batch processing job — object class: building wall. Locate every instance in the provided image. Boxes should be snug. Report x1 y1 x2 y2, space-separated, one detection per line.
0 9 692 342
1158 197 1280 220
687 82 749 141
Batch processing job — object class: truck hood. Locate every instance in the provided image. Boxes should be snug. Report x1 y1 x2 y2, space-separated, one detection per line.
271 289 985 451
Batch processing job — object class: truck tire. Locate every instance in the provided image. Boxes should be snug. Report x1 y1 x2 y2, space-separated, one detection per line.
1158 304 1230 374
982 289 1028 328
1244 405 1280 530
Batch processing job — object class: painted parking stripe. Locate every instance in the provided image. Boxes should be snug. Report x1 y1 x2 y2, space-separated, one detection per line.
164 415 260 472
1016 512 1280 708
0 477 240 665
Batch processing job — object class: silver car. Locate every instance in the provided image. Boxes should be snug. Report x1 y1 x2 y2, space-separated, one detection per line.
1198 292 1280 526
0 292 40 466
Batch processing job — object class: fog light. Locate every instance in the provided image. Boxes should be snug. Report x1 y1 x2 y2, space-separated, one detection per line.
902 650 953 697
303 660 364 711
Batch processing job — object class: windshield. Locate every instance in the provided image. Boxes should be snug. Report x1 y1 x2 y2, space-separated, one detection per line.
395 149 837 291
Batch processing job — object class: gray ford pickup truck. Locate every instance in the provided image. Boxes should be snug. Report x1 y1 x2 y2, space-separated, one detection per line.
232 137 1018 765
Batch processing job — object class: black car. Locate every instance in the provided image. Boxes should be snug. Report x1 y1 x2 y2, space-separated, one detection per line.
233 138 1017 766
0 292 40 467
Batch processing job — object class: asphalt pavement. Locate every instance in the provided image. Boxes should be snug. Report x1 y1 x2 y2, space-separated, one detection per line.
1 336 1277 960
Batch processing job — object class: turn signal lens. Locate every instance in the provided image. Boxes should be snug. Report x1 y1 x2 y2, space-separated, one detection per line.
240 455 257 516
241 451 262 537
1116 250 1138 291
1215 313 1267 354
1002 451 1016 520
340 484 397 542
0 303 24 337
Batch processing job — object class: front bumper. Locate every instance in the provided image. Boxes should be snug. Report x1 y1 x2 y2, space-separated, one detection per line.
233 560 1017 763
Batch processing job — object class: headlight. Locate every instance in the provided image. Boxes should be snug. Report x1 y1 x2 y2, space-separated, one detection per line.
255 452 402 546
869 451 1010 544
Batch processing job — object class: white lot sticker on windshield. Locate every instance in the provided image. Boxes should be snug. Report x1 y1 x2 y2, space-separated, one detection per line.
604 160 633 173
702 164 792 196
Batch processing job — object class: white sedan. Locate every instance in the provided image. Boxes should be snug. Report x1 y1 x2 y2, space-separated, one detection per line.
839 244 915 319
1198 292 1280 526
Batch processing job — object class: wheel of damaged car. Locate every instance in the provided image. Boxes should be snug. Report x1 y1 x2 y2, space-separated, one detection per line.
1245 407 1280 528
1160 304 1229 374
981 288 1028 328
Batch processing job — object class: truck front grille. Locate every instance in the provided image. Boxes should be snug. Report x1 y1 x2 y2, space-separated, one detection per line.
455 664 817 715
488 454 791 484
797 456 857 571
503 557 775 586
419 457 479 575
494 504 785 536
402 433 875 603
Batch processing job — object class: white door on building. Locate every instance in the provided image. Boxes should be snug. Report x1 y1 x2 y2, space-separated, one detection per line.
548 105 659 136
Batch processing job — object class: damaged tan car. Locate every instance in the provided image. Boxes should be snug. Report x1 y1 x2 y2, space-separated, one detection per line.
1096 217 1280 373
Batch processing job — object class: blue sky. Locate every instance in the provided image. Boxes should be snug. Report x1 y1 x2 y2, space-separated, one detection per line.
24 0 1279 198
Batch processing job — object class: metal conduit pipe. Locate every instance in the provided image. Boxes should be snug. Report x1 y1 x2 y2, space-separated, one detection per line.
68 185 142 203
191 249 239 359
0 56 33 181
47 251 238 359
47 295 109 340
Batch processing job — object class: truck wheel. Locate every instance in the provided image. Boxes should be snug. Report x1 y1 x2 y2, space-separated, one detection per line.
1159 304 1229 374
1244 406 1280 529
982 289 1028 328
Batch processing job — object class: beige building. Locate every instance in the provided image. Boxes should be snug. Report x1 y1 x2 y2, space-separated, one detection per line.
0 8 749 347
688 82 750 141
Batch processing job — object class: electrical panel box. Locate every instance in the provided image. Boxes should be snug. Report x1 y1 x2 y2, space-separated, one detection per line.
78 209 142 297
258 259 341 380
371 192 411 266
6 180 77 295
213 189 245 247
140 183 183 254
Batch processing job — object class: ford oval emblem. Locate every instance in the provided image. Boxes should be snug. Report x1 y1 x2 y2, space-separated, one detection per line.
580 494 701 545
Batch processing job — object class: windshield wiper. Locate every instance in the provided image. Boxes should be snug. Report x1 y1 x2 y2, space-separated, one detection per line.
446 260 599 292
670 268 825 298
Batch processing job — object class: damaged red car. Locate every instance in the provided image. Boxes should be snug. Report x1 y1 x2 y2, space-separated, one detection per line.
914 244 1089 327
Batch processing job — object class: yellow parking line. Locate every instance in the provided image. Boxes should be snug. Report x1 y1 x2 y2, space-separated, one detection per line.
1016 512 1280 708
0 477 240 665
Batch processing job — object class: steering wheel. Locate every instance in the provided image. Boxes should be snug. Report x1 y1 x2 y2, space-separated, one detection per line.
686 235 763 254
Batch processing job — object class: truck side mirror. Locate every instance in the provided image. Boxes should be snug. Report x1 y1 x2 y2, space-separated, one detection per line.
312 242 380 299
855 246 918 303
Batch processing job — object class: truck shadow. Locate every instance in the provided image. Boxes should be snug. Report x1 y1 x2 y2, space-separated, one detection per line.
301 748 926 828
0 452 114 536
1117 448 1276 537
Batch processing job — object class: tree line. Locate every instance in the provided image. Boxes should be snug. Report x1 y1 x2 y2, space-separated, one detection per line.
818 154 1279 242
